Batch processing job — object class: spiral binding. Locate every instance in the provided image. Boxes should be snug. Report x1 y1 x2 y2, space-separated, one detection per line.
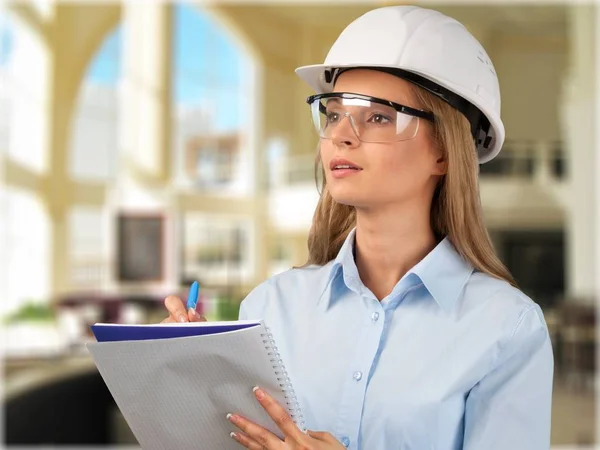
261 326 307 432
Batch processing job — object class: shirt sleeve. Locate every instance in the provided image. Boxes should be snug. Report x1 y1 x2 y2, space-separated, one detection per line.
238 279 271 320
238 300 248 320
463 304 554 450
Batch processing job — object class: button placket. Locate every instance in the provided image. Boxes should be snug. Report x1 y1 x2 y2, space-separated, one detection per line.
334 296 383 450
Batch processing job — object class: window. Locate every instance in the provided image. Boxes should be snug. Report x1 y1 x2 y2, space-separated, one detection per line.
182 213 254 286
68 207 109 288
69 26 122 181
0 11 49 173
1 187 50 317
0 13 12 151
171 4 256 195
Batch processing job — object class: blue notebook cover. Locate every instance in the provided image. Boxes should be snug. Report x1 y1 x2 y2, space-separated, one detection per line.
91 320 261 342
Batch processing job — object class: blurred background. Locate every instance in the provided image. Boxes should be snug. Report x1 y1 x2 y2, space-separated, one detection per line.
0 0 598 448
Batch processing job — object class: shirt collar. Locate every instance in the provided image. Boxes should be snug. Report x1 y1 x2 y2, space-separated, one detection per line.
408 237 474 312
328 228 356 277
323 227 473 313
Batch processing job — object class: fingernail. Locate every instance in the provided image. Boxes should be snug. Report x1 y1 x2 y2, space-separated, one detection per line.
226 413 232 420
178 315 187 323
230 431 237 440
253 386 264 399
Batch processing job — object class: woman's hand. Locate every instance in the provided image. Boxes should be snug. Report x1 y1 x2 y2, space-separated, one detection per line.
228 386 346 449
161 295 206 323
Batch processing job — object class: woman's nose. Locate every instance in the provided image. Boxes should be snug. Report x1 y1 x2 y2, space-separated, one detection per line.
330 114 360 147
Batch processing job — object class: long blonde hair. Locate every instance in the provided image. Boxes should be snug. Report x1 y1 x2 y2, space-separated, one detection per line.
303 84 517 287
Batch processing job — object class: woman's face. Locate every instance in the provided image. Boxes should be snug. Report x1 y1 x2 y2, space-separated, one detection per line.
319 69 446 211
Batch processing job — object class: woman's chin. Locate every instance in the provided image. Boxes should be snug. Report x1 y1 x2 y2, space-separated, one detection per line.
329 190 365 207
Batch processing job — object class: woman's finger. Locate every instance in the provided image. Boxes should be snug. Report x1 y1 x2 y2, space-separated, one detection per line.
227 413 283 449
164 295 188 323
187 307 207 322
230 431 267 450
253 387 304 442
160 317 176 323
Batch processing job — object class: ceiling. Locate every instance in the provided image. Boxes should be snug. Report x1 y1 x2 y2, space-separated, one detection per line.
251 2 568 37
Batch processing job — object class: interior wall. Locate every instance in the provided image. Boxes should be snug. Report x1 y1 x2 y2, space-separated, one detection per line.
491 34 567 142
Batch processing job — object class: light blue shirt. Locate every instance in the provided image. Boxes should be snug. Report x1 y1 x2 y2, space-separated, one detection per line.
239 228 554 450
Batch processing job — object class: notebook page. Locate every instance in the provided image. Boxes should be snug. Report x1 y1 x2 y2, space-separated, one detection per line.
87 322 300 450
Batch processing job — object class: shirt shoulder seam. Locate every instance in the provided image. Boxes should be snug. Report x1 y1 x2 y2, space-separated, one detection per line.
490 303 539 373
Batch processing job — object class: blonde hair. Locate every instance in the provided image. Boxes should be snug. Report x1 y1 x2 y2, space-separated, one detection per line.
303 84 517 287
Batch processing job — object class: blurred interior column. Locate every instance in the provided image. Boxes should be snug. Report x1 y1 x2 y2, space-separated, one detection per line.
256 17 314 282
120 2 172 184
43 5 70 298
561 4 598 304
114 2 177 289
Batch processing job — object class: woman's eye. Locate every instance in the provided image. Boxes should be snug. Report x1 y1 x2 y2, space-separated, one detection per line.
326 112 340 122
368 113 392 124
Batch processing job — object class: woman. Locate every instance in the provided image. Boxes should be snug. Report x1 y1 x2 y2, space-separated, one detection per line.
162 5 554 450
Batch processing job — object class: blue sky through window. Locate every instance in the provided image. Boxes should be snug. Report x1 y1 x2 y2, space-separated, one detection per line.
172 3 243 131
0 15 13 66
86 26 122 85
84 3 244 131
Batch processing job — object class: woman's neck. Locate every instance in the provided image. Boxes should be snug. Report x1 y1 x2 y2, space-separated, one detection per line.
354 205 437 301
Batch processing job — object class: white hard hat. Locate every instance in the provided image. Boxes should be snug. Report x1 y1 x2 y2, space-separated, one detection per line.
295 5 504 164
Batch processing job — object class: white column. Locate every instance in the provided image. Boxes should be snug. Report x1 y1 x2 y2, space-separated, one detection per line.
112 2 176 291
561 4 598 304
119 2 172 184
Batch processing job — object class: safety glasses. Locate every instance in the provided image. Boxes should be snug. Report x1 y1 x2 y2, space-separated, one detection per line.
307 92 435 143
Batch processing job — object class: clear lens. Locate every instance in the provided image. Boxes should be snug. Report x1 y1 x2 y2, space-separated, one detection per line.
310 96 420 143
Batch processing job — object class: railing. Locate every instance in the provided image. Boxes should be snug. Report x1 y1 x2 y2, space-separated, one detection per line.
270 140 566 187
479 140 565 181
69 257 109 288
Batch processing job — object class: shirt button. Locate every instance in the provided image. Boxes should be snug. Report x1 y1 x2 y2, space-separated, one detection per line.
371 312 379 322
341 436 350 447
353 371 362 381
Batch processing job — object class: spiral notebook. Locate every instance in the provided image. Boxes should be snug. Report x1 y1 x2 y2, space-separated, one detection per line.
86 320 305 450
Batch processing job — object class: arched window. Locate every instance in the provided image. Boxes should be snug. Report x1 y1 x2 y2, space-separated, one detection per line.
172 4 257 195
0 9 49 173
173 5 259 286
66 26 122 288
69 26 122 182
0 11 51 318
63 5 260 290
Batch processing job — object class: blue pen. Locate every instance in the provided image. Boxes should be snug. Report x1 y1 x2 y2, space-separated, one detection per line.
186 281 200 312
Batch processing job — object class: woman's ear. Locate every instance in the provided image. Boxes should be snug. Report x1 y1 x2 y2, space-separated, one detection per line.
425 124 447 176
434 153 448 176
429 140 447 176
